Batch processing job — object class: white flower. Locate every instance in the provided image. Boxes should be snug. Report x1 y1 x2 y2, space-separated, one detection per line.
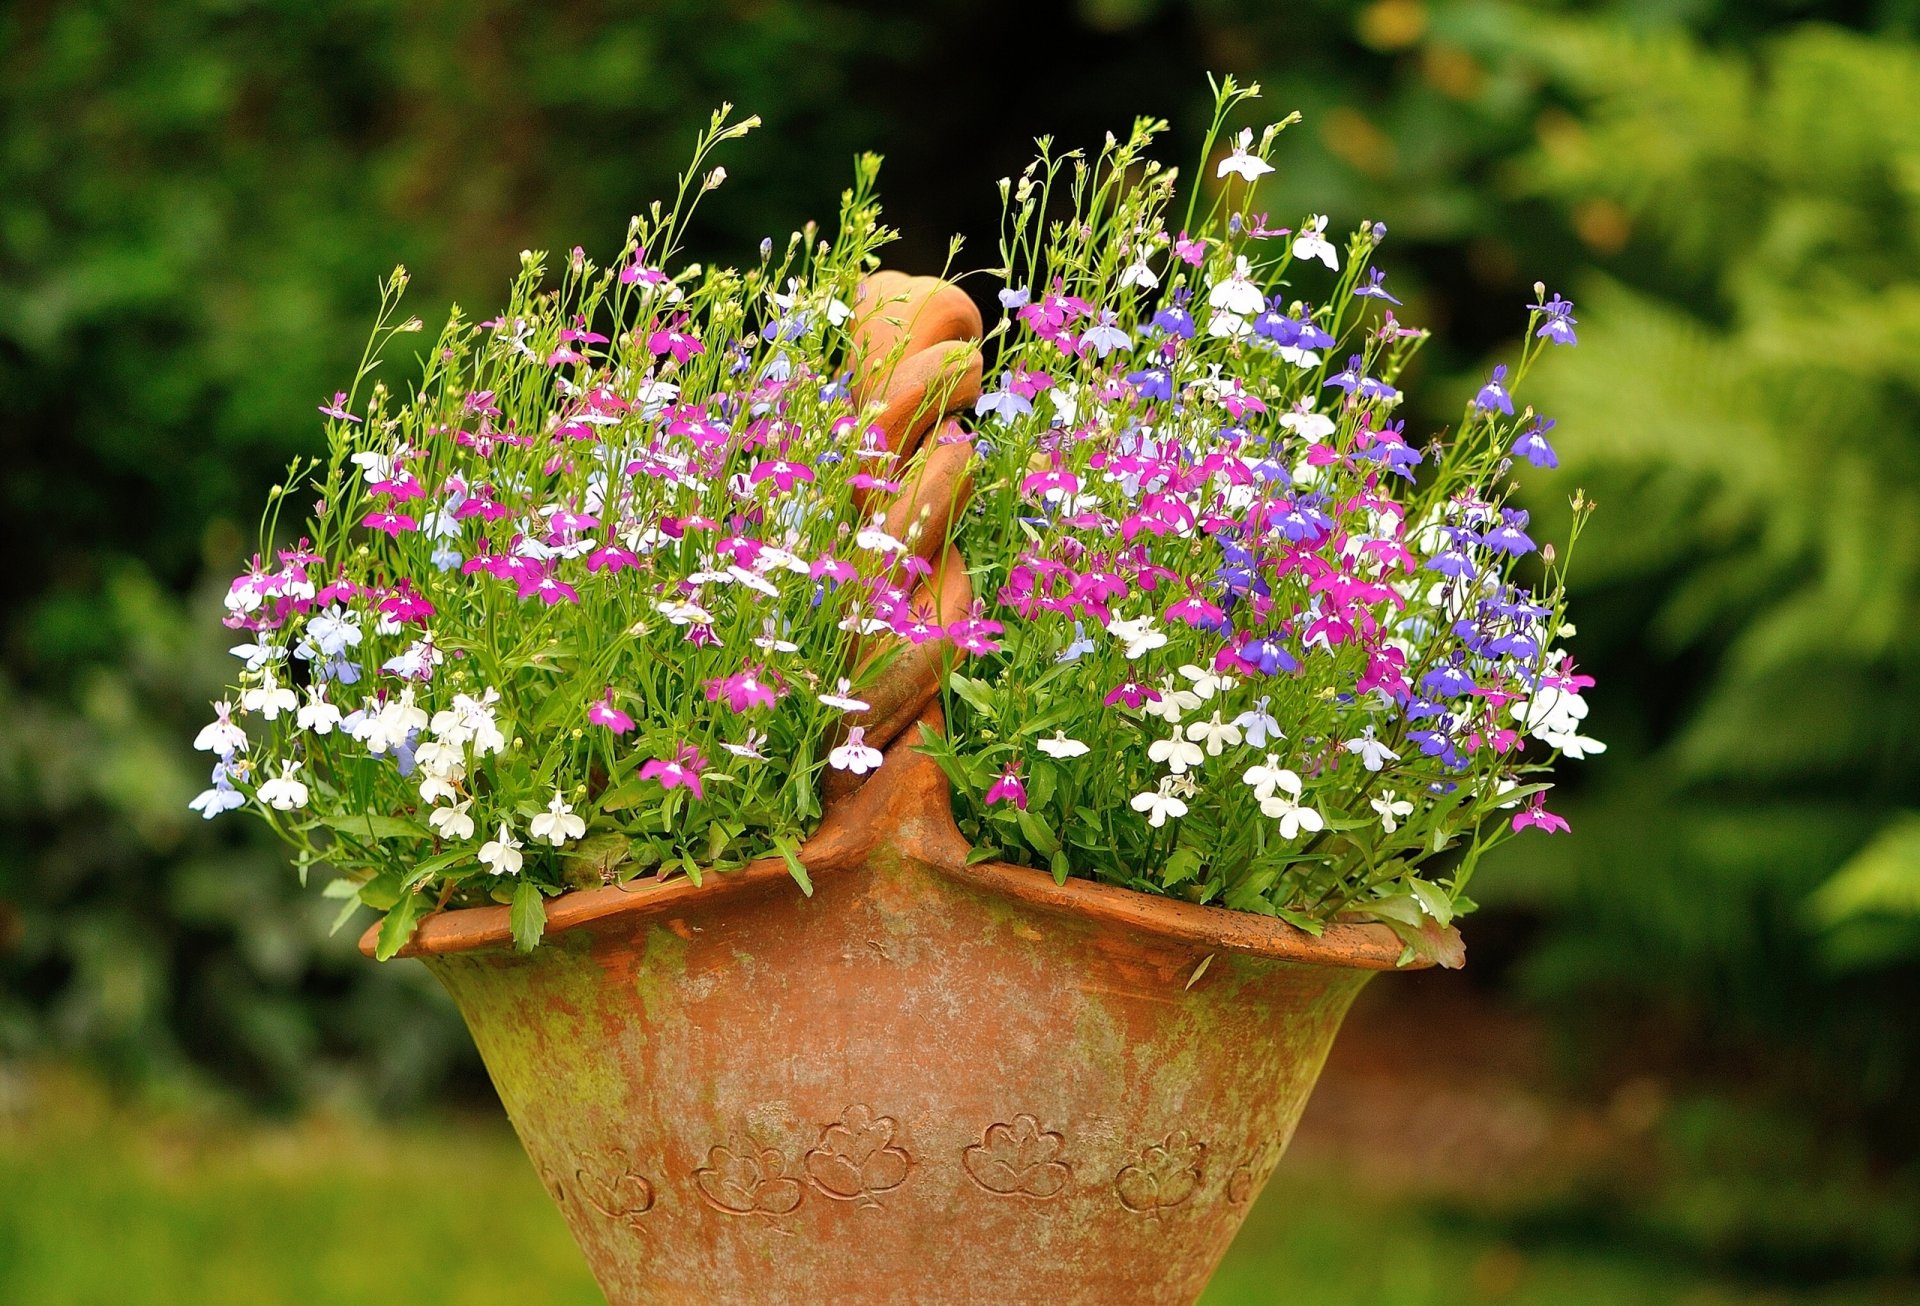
1036 732 1090 759
1118 257 1160 289
1515 687 1589 739
1241 754 1300 803
1550 732 1607 760
1179 664 1236 700
1278 400 1336 441
256 760 309 811
855 515 907 554
1342 728 1401 772
430 690 505 756
1130 783 1190 828
818 678 870 713
1292 215 1339 270
1184 712 1243 756
414 738 464 777
828 726 883 775
1144 676 1204 724
1371 790 1415 833
752 618 800 653
1206 256 1265 317
655 597 715 627
419 772 460 805
478 822 524 876
723 729 768 760
530 792 586 847
240 672 298 721
1232 697 1284 748
1261 789 1325 840
364 687 429 756
1148 731 1205 775
296 688 342 735
1106 613 1168 660
229 640 287 671
194 701 248 755
429 799 476 842
1216 127 1275 182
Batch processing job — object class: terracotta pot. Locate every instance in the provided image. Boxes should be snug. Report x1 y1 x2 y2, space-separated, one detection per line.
360 728 1416 1304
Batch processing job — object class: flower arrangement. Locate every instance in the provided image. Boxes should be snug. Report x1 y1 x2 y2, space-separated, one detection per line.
925 78 1599 960
192 81 1595 965
191 109 980 956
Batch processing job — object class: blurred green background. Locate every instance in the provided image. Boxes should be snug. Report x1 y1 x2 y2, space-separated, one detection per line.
5 0 1920 1301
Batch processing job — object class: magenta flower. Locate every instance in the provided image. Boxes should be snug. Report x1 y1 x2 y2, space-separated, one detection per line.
1511 795 1570 835
647 322 705 363
318 392 361 423
362 511 417 538
705 667 780 712
587 690 634 735
641 745 708 800
520 572 581 606
985 762 1028 811
1104 680 1160 710
749 459 815 493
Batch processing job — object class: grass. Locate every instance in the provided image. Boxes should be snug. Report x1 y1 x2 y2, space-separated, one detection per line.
3 1070 1916 1305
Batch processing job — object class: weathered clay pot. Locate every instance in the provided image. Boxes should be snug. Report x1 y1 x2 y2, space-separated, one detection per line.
361 729 1414 1304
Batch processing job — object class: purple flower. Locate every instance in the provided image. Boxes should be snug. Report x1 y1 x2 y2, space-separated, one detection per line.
1481 509 1536 557
1353 268 1401 304
1474 365 1514 416
1512 418 1558 469
1126 366 1172 402
1151 300 1196 340
1529 293 1578 346
975 374 1034 424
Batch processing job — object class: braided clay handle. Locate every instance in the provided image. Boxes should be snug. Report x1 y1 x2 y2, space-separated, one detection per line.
822 272 982 804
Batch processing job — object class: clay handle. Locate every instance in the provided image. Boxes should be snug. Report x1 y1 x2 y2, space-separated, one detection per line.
823 273 981 797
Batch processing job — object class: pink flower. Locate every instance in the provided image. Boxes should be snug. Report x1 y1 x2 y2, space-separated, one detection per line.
646 321 705 363
318 392 361 423
641 745 707 799
1173 231 1207 265
1511 795 1570 835
1104 680 1160 710
948 609 1005 656
587 690 634 735
705 667 780 712
985 762 1028 810
749 459 815 494
519 571 581 606
362 511 417 538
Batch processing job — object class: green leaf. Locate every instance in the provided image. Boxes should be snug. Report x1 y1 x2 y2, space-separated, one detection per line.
322 812 430 842
947 672 997 720
1162 846 1203 889
598 775 652 812
773 834 813 896
1015 809 1062 859
509 878 546 953
373 890 424 961
357 871 404 911
1408 878 1455 927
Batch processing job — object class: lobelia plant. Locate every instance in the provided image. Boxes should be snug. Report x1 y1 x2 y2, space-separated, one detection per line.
191 80 1596 970
190 108 983 957
925 77 1600 963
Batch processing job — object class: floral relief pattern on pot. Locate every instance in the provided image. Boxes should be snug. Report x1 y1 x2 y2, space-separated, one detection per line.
692 1135 807 1222
802 1104 914 1208
572 1148 658 1231
961 1114 1073 1200
1115 1130 1208 1220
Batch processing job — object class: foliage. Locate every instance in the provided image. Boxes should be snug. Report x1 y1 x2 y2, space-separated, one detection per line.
1442 18 1920 1117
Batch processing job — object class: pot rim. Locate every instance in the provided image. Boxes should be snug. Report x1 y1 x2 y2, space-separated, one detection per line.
359 726 1418 972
